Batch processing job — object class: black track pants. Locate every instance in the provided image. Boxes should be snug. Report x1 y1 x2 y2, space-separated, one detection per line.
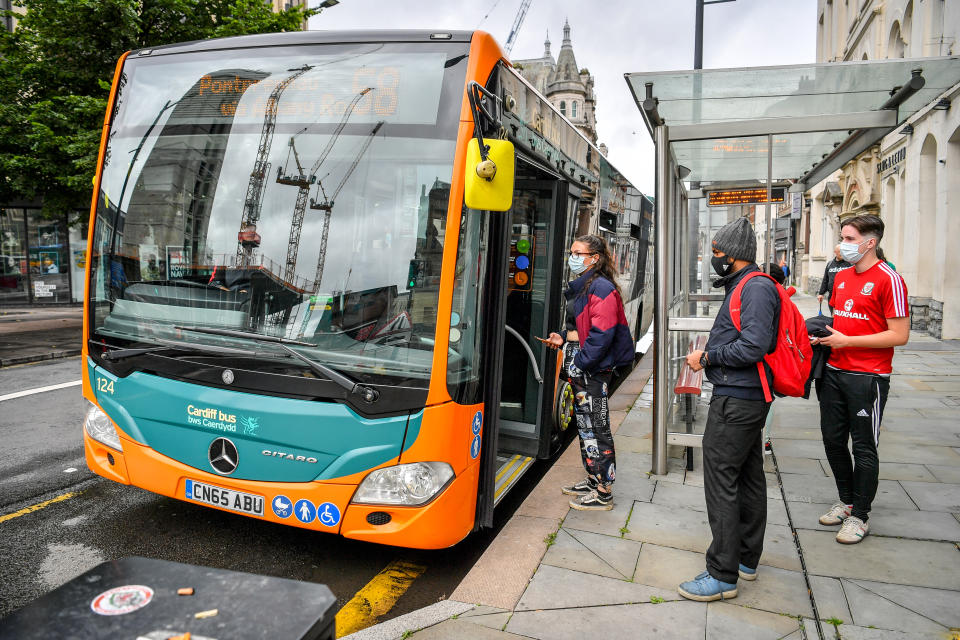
702 395 770 584
818 367 890 522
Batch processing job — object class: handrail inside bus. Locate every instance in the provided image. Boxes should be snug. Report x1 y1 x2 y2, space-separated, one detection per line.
504 325 543 384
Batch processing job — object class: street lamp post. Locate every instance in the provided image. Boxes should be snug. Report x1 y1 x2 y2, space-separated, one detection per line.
306 0 339 29
694 0 736 70
692 0 734 311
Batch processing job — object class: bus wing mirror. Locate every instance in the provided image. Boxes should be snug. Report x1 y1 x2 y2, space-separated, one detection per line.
464 138 515 212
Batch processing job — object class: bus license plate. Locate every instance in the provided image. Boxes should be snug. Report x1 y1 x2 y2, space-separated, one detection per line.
184 479 264 517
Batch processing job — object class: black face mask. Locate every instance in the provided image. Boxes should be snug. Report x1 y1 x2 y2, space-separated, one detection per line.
711 255 733 277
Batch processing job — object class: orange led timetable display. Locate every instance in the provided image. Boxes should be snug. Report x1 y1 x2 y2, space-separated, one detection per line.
707 187 786 207
208 67 402 120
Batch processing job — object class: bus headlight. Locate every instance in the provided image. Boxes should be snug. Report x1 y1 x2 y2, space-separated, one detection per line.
84 401 123 451
352 462 454 506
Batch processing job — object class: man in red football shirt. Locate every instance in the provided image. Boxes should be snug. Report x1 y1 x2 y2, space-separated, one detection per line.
813 214 909 544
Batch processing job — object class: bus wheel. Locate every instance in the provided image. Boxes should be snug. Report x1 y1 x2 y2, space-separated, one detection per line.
554 380 575 436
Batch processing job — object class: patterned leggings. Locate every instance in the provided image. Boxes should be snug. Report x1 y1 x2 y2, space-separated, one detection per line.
564 345 617 490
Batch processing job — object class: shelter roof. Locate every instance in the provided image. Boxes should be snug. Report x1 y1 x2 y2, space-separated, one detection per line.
626 57 960 186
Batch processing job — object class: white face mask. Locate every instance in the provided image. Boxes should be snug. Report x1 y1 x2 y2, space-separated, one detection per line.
839 239 870 263
568 254 588 274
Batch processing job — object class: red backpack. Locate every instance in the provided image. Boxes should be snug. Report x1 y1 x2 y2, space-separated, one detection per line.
730 272 812 402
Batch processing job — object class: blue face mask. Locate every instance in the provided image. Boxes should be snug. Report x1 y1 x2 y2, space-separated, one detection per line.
568 254 588 275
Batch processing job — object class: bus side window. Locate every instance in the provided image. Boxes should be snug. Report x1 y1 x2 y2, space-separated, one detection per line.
447 208 489 404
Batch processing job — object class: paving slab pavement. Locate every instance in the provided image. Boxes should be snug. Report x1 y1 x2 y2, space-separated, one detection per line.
0 305 82 367
346 296 960 640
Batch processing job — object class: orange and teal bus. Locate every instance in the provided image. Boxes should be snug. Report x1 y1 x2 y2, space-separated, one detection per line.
82 30 653 549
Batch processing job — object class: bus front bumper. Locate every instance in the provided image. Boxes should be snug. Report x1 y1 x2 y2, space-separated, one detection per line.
84 434 478 549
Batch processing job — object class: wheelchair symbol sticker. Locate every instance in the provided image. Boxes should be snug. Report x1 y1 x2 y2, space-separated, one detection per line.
470 434 481 459
317 502 341 527
294 499 316 523
471 411 482 435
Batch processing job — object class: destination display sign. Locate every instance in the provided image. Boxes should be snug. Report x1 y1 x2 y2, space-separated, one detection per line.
121 50 447 129
707 187 786 207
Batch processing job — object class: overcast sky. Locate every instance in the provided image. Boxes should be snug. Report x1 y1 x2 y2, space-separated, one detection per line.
309 0 817 194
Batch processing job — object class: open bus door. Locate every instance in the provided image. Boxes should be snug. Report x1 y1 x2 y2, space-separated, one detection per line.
475 158 578 528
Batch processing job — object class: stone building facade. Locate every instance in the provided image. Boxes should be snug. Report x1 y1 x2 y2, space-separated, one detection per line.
801 0 960 338
512 20 599 146
271 0 310 30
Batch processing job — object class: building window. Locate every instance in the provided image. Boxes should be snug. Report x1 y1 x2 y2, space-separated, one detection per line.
571 101 578 118
0 208 28 303
559 100 566 115
821 210 831 255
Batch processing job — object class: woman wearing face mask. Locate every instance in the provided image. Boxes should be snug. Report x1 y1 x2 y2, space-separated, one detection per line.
543 235 635 510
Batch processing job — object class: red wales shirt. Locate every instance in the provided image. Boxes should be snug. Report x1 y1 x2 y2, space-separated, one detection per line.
828 260 908 374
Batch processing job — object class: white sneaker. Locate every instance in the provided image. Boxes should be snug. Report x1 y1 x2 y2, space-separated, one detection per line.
818 502 851 526
836 516 869 544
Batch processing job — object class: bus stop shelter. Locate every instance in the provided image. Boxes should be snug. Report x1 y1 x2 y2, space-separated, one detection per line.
625 57 960 475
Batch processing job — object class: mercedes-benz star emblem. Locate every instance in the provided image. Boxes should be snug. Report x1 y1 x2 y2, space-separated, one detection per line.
221 369 235 385
208 438 238 475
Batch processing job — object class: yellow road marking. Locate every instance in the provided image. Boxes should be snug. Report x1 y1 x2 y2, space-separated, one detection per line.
0 491 81 524
335 559 427 637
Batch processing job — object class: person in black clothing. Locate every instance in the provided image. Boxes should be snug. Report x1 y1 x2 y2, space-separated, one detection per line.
679 216 780 602
818 245 851 310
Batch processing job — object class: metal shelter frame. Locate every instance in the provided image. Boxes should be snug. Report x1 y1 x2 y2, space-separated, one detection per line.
625 57 960 475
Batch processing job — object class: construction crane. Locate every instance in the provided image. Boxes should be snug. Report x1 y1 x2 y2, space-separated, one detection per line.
276 88 374 286
309 120 384 292
236 64 312 267
503 0 533 55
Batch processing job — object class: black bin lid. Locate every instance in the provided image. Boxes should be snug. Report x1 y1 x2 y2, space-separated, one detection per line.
0 556 336 640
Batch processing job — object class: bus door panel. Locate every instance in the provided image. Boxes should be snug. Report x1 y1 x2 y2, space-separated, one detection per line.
497 179 564 457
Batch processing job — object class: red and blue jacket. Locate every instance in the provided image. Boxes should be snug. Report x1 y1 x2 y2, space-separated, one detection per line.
564 271 635 373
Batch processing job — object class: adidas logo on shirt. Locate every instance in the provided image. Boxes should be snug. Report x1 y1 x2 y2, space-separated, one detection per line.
857 409 869 417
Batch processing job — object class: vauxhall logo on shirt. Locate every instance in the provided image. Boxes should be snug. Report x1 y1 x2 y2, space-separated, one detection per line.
835 298 870 321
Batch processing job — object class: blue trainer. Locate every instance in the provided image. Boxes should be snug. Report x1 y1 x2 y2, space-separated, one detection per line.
738 564 757 581
678 571 738 601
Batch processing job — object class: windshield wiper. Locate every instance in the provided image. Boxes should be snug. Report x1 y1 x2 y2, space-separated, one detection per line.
95 338 251 362
175 326 313 346
176 326 380 404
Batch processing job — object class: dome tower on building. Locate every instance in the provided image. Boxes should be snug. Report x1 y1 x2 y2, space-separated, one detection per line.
512 19 599 145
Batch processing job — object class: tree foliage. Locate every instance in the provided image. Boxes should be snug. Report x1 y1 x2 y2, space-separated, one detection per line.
0 0 316 220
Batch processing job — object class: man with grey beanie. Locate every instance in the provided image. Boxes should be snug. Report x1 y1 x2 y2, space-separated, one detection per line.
677 216 780 602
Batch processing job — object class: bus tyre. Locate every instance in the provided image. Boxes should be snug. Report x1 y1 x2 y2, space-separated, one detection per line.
554 380 574 435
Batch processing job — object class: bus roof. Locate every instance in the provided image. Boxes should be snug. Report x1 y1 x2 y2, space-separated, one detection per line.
129 30 476 58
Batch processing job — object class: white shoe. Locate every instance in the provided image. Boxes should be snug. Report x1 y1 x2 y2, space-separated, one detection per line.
818 502 851 526
836 516 869 544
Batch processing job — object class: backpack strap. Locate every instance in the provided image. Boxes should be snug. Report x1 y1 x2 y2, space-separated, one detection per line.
729 270 775 403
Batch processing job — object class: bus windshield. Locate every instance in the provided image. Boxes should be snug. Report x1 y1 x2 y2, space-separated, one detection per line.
88 41 469 388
